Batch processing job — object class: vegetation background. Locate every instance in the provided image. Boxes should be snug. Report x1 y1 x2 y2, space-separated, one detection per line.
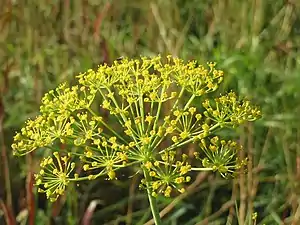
1 0 300 224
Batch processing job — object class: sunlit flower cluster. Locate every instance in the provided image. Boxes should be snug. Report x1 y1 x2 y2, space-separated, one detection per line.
140 151 191 197
203 91 261 128
194 136 246 178
35 152 75 202
12 55 261 200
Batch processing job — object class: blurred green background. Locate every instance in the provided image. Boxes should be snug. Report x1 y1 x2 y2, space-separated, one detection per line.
1 0 300 224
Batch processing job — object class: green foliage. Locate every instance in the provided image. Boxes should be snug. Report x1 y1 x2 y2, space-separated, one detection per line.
1 0 300 224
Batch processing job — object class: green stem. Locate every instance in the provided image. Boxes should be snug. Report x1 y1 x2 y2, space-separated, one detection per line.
86 107 127 143
143 168 162 225
183 94 196 111
190 167 213 171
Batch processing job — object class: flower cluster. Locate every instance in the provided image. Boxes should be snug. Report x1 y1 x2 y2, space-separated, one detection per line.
11 115 74 155
12 55 261 201
195 136 246 178
40 83 95 118
141 151 191 197
35 152 75 202
173 60 223 96
79 136 128 180
203 92 261 128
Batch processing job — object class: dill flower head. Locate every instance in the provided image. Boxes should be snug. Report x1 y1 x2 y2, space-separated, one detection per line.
35 152 75 202
195 136 245 178
140 151 191 197
12 55 261 201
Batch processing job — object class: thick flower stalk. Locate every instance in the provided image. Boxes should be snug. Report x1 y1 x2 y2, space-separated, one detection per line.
12 55 260 224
